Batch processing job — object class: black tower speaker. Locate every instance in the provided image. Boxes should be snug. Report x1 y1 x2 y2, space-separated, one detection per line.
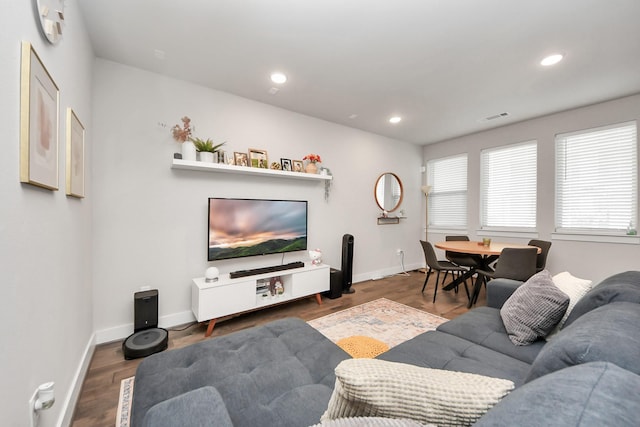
341 234 355 294
123 289 168 360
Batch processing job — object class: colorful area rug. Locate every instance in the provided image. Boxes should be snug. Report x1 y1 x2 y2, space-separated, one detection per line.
308 298 448 351
116 376 134 427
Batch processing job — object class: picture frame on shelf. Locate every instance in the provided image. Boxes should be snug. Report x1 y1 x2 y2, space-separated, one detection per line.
66 108 85 198
20 41 60 190
248 148 268 169
234 151 249 166
281 158 292 171
292 160 304 172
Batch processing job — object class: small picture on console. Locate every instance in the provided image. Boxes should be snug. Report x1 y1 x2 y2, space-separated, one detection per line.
208 198 308 261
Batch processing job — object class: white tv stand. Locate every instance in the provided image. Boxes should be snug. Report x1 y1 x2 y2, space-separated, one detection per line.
192 262 329 337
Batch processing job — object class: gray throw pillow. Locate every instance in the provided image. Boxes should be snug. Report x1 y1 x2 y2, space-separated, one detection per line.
500 270 569 345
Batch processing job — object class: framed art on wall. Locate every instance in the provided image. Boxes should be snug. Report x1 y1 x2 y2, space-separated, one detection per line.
248 148 268 169
20 41 60 190
66 108 85 198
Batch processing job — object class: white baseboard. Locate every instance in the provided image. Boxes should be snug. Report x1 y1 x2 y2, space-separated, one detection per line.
353 262 424 283
95 310 196 345
56 333 96 427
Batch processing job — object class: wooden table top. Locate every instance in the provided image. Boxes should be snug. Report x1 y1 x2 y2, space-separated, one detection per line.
434 240 540 256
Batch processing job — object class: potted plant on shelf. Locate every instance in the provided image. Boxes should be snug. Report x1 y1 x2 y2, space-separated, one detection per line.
171 116 196 161
303 153 322 174
191 138 226 163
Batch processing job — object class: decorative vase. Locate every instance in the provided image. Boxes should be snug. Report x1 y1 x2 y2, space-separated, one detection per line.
181 140 197 161
305 162 319 174
199 151 214 163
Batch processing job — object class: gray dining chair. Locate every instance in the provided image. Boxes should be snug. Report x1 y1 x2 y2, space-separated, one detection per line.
528 239 552 272
470 247 538 306
420 240 470 303
445 235 483 269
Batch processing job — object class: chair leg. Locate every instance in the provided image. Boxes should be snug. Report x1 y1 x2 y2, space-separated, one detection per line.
433 271 441 303
449 271 459 294
462 276 470 300
468 274 484 308
422 270 432 293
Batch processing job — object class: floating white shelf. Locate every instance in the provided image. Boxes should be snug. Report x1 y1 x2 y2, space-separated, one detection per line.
172 159 332 181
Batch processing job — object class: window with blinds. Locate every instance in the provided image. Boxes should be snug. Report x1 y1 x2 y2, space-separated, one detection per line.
427 154 467 228
555 121 637 234
480 141 537 229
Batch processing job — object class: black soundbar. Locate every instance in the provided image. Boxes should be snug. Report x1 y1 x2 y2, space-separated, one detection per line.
230 261 306 279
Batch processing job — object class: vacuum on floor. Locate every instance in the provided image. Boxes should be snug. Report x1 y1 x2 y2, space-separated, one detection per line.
122 289 168 360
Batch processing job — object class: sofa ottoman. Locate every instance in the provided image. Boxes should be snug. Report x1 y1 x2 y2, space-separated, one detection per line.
131 317 350 427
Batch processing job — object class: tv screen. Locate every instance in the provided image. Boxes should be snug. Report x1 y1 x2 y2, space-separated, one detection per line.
208 198 308 261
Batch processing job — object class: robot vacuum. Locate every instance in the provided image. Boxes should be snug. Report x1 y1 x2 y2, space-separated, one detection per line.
123 327 168 360
122 290 169 360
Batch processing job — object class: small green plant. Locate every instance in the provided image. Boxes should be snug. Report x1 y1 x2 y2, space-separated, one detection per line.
190 137 226 153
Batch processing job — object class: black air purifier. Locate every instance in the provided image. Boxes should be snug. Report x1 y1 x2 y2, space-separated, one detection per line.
122 290 168 360
341 234 355 294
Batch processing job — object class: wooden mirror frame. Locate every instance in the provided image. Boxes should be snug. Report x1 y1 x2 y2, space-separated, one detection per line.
374 172 404 212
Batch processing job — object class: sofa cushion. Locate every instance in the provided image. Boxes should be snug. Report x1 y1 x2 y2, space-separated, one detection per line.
551 271 592 329
322 358 514 426
526 302 640 382
563 270 640 328
475 362 640 427
132 318 350 427
500 270 569 345
377 330 531 386
437 306 544 364
142 386 233 427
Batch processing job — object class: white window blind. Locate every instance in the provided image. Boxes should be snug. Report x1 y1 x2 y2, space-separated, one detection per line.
481 141 537 229
427 154 467 228
555 121 637 234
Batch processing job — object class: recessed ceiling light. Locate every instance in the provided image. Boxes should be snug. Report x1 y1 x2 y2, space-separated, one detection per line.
389 116 402 124
540 53 564 66
270 72 287 84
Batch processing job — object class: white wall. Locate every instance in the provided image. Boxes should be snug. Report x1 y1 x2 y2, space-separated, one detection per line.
91 60 423 342
0 1 94 426
424 94 640 284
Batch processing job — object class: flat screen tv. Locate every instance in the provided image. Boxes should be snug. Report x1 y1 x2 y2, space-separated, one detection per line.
208 198 308 261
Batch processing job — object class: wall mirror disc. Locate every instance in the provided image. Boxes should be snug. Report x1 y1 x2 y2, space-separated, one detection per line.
374 172 403 212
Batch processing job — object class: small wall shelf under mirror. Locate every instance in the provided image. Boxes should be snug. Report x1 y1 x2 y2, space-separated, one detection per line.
172 159 332 181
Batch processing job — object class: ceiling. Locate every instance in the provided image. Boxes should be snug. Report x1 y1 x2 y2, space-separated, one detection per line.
77 0 640 145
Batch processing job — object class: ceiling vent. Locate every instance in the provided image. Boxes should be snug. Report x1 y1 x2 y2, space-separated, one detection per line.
479 112 510 123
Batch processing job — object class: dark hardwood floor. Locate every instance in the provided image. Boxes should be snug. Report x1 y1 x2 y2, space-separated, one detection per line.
71 270 485 426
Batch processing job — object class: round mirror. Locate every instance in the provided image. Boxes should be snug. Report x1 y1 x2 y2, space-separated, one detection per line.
374 172 403 212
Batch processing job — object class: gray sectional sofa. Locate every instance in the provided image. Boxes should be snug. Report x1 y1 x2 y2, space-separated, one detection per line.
131 271 640 426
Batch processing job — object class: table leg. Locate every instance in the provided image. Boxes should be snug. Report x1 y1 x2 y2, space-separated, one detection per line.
467 276 484 309
442 268 475 291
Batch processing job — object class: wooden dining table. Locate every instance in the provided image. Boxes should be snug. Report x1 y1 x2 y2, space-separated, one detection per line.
434 240 540 308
